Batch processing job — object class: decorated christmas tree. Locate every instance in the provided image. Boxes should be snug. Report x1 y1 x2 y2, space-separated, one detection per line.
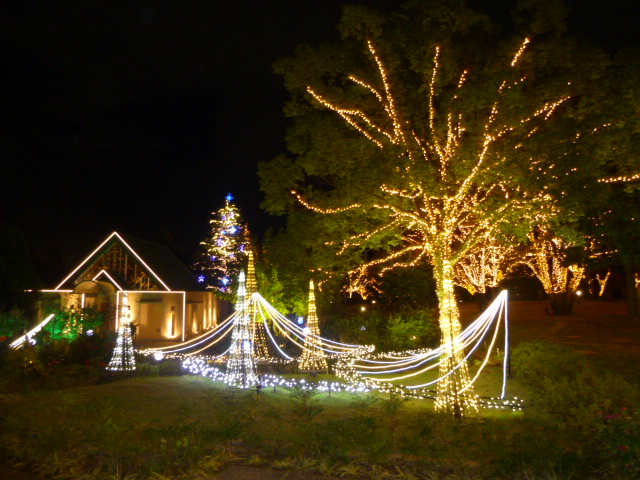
107 293 136 372
196 194 247 293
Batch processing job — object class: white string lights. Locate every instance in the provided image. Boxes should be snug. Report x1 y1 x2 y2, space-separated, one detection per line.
107 293 136 372
224 270 259 389
142 274 519 410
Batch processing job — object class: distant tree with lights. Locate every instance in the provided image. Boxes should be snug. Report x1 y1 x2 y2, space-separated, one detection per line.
454 233 517 308
261 3 607 416
520 226 586 314
196 194 248 294
581 47 640 317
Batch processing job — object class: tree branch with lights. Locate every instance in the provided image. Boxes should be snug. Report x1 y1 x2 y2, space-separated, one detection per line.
263 4 607 416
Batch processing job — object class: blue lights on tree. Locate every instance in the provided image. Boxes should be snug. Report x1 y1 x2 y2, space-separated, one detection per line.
194 194 248 294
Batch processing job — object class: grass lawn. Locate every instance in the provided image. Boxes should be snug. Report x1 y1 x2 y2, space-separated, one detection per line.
1 299 638 480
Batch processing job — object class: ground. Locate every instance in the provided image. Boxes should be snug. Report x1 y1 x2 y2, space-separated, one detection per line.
1 298 639 480
462 298 640 381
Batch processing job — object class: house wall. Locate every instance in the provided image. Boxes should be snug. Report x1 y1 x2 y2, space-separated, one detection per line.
40 289 230 343
128 292 185 341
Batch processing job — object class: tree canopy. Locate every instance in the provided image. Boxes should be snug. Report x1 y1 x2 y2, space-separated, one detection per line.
260 0 614 415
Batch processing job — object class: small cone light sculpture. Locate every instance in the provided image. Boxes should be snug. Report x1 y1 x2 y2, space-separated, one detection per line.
225 270 259 388
107 293 136 371
246 249 270 360
299 279 328 372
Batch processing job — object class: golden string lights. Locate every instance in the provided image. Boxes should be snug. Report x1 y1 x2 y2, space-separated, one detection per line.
299 280 329 372
144 279 520 411
246 249 272 360
520 227 585 303
454 236 512 296
598 172 640 183
293 36 572 416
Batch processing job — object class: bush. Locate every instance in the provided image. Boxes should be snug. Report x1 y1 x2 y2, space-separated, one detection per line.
511 340 586 388
0 310 29 338
158 358 185 376
386 310 439 351
329 308 439 352
512 341 640 477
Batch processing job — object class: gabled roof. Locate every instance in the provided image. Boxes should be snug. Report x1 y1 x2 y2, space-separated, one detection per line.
54 231 203 292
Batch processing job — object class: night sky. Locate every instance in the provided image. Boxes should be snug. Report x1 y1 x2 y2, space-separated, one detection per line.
1 1 638 286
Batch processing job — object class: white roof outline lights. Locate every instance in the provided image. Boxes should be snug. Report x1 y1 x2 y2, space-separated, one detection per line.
92 270 124 290
54 231 171 291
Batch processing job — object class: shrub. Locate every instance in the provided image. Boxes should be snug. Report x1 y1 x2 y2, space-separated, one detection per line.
386 310 439 351
511 340 586 388
0 310 28 338
512 341 640 477
330 308 439 352
158 358 184 376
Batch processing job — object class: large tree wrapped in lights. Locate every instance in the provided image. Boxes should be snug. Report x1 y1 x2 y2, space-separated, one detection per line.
196 194 248 294
519 226 586 315
260 3 606 416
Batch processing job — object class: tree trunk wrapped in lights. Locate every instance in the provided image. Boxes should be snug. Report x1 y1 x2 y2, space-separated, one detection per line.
433 260 479 415
107 293 136 372
593 271 611 297
299 279 328 372
225 270 259 388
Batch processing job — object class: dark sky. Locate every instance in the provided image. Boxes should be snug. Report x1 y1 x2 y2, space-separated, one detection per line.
1 1 638 285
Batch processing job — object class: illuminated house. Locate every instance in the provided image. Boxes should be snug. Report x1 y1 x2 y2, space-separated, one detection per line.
41 232 229 342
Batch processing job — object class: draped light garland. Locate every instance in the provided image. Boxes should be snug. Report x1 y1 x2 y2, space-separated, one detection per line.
142 274 519 410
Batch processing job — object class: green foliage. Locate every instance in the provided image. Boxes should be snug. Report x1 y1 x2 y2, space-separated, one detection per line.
512 341 640 477
330 307 440 352
378 265 438 307
261 0 610 314
0 224 40 314
386 310 440 351
511 340 586 387
256 231 308 315
0 310 28 339
0 310 113 389
43 306 106 341
157 358 185 376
